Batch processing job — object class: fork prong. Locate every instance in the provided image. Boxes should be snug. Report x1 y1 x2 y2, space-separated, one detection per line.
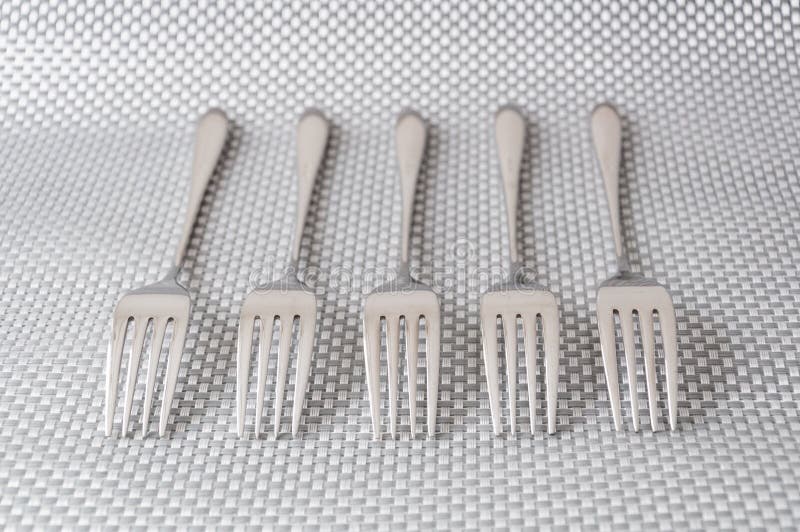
122 317 149 435
424 311 440 437
255 317 275 437
385 316 401 438
543 312 559 435
502 314 519 434
291 313 316 436
236 316 256 437
363 311 382 439
273 315 295 437
522 315 537 433
105 315 130 436
598 310 623 430
657 306 679 431
619 311 640 432
639 310 659 431
142 317 168 435
158 318 187 437
405 316 420 437
481 312 502 435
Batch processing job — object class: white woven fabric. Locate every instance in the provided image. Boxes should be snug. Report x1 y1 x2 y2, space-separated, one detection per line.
1 1 799 529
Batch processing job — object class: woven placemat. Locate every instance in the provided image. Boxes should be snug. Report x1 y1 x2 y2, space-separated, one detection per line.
1 1 799 529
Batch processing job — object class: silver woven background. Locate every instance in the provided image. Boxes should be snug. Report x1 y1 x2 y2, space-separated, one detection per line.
2 1 800 529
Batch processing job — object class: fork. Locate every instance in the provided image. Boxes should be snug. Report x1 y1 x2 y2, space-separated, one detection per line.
363 110 441 439
591 103 679 432
480 107 559 435
236 110 329 437
106 109 229 437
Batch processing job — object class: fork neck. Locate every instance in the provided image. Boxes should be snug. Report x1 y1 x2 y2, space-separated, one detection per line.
166 264 181 281
397 261 412 282
508 260 529 284
157 264 184 288
287 258 303 283
616 253 631 275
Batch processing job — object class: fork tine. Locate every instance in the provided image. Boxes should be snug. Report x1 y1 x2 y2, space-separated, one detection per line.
363 311 382 438
405 316 420 437
543 312 559 435
502 314 519 434
105 315 129 436
385 316 401 438
481 312 502 435
424 311 440 437
638 310 659 431
619 311 640 432
142 317 168 435
291 313 316 436
657 306 679 431
121 317 149 435
597 309 623 430
255 316 276 437
273 315 295 436
236 316 256 437
158 319 187 437
522 315 537 433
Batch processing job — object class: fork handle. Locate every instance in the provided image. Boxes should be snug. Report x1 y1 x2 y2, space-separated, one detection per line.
495 106 526 266
395 110 428 265
290 109 330 265
591 103 629 272
173 109 229 268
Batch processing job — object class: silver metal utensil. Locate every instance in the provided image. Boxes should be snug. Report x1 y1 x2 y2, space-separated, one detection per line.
363 110 441 439
106 109 229 437
591 103 679 432
480 106 559 435
236 109 329 437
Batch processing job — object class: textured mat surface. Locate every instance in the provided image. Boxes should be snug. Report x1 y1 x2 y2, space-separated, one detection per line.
2 1 800 529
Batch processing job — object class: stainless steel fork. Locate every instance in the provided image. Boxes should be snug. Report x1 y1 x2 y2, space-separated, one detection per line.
363 111 441 439
106 109 229 436
591 103 679 432
480 107 559 435
236 110 329 437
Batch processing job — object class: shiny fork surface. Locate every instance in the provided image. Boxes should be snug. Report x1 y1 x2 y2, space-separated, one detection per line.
106 109 229 437
236 110 329 437
363 111 441 439
591 103 679 432
480 107 559 435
